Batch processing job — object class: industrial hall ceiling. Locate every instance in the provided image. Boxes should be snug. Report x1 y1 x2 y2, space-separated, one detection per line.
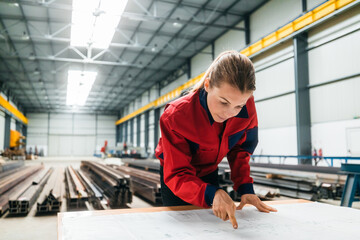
0 0 267 115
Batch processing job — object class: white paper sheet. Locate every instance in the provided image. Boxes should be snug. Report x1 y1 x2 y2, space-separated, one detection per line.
60 202 359 240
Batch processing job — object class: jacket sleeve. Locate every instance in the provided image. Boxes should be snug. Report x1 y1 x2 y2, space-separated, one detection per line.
160 108 219 208
227 115 258 197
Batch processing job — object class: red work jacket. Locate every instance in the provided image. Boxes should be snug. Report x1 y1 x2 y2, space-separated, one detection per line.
155 88 258 208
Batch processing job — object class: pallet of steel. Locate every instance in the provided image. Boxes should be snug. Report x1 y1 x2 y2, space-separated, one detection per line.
81 161 132 208
65 166 88 208
0 160 24 174
0 165 43 196
8 168 53 215
121 159 161 173
0 165 44 216
0 165 27 180
37 168 64 213
111 165 161 204
217 161 347 201
76 169 109 210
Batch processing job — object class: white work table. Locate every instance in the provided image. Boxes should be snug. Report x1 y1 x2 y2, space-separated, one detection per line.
58 199 359 240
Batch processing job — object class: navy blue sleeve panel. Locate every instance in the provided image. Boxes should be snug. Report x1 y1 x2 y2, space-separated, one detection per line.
240 127 258 154
227 113 258 195
204 184 222 206
237 183 255 197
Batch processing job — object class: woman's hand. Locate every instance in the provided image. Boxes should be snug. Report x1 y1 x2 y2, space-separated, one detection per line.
212 189 238 229
237 194 278 213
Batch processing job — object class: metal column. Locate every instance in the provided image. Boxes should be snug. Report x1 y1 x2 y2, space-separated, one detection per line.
116 124 119 144
130 118 134 145
294 32 312 164
136 115 141 147
120 124 123 142
15 120 21 132
22 123 27 147
154 108 160 150
4 113 10 149
145 111 149 153
244 15 250 45
124 121 128 143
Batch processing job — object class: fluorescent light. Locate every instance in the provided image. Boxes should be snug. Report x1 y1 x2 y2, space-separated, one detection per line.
70 0 128 49
66 70 97 106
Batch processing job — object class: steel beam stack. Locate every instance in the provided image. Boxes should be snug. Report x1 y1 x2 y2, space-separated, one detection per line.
76 169 107 210
37 168 64 213
8 168 53 214
65 166 88 207
81 161 132 208
0 165 43 196
0 160 25 174
218 161 346 201
121 159 160 173
0 165 43 216
111 165 161 204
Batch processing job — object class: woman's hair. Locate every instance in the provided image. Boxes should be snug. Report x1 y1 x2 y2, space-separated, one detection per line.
191 50 256 93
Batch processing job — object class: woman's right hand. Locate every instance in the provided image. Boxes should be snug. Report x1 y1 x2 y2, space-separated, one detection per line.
212 189 238 229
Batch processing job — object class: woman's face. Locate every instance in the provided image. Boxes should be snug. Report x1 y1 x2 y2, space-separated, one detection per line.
204 79 253 123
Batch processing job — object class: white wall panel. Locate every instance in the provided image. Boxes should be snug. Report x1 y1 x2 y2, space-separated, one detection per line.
148 109 155 154
72 135 96 156
308 4 360 49
27 113 48 156
141 91 148 107
253 58 295 100
97 115 116 147
255 126 298 160
50 113 72 134
73 114 95 135
27 134 48 146
311 119 360 158
10 118 16 130
150 85 159 102
127 121 131 144
310 77 360 123
215 21 245 57
308 6 360 85
191 45 212 78
27 113 48 134
255 93 296 129
133 118 137 146
252 40 294 69
26 113 116 156
250 0 302 42
0 110 5 150
49 135 72 156
97 115 116 134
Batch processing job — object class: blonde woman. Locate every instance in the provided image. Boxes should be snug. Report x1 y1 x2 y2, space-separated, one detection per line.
155 51 277 229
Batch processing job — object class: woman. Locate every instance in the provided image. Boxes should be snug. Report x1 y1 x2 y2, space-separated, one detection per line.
155 50 277 229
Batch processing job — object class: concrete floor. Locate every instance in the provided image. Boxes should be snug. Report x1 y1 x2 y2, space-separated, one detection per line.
0 156 359 240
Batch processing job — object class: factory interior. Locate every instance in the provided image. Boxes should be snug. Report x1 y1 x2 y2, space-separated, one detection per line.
0 0 359 239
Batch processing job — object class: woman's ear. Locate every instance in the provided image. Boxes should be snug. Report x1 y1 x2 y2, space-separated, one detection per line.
204 78 210 92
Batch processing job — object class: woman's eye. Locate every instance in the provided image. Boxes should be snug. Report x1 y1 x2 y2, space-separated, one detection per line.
220 102 228 105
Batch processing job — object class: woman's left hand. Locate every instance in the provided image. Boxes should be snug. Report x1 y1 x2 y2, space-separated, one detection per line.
237 194 278 213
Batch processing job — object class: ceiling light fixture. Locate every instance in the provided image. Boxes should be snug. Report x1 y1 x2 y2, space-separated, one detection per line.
70 0 128 49
66 70 97 106
172 18 183 28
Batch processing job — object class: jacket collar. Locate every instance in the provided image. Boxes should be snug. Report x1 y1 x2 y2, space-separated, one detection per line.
199 88 215 125
198 88 249 125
